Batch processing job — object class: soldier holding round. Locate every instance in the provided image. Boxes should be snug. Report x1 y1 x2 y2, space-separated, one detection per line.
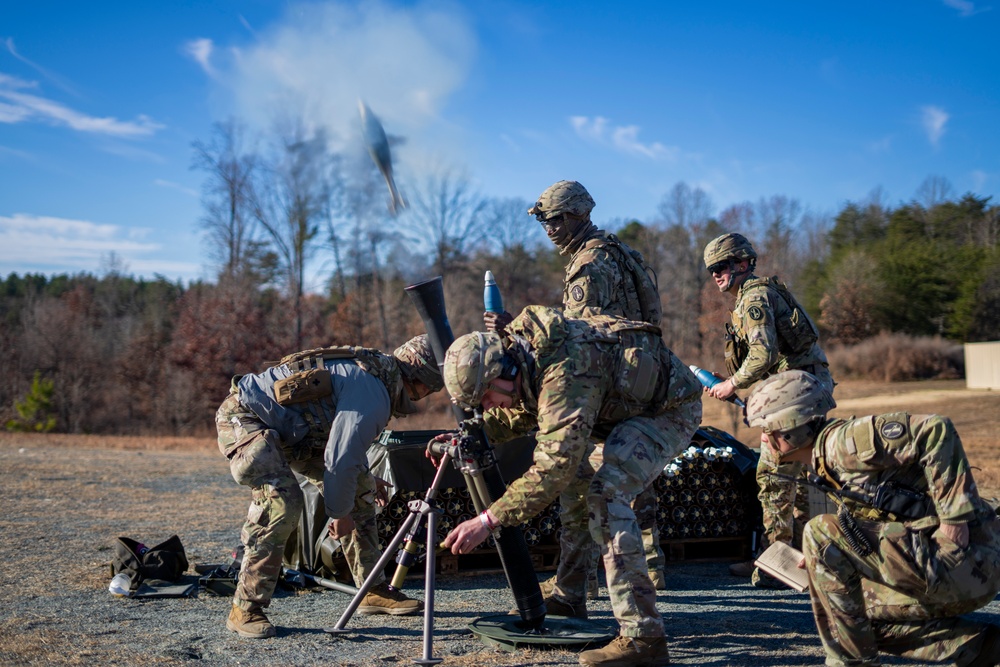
441 305 701 667
703 232 834 586
746 370 1000 667
486 180 669 600
216 336 443 638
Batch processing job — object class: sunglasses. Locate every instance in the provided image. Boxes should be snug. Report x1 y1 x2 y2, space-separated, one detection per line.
535 212 564 227
707 260 733 276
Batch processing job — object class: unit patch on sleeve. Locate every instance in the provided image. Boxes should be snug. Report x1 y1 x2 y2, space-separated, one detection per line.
880 421 905 440
571 285 585 302
747 305 764 321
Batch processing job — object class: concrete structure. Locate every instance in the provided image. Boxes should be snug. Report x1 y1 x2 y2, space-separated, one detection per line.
964 341 1000 390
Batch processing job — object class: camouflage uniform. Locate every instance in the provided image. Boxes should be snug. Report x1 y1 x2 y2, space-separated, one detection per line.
528 180 667 597
217 341 439 612
730 275 835 559
559 229 668 591
458 306 703 637
803 413 1000 666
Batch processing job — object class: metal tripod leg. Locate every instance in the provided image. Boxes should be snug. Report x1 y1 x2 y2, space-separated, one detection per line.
326 450 453 636
414 507 442 665
324 509 420 634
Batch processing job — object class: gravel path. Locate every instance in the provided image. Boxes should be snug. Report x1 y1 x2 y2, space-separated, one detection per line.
2 439 998 666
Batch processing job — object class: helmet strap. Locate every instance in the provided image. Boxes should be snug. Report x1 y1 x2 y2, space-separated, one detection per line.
773 421 820 462
486 379 519 400
721 258 753 292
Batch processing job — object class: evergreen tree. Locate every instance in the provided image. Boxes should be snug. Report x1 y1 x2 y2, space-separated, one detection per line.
6 371 57 433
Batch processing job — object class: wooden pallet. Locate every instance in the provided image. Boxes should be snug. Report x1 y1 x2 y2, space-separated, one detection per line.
663 536 750 563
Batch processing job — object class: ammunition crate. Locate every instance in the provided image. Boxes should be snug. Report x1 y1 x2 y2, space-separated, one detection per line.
371 426 760 575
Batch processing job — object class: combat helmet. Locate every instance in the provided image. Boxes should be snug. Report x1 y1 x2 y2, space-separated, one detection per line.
393 334 444 392
746 370 836 434
703 232 757 291
443 332 510 410
703 233 757 269
527 180 596 220
527 181 597 252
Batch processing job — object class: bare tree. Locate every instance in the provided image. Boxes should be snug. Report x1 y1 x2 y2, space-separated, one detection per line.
406 165 487 276
473 196 554 313
482 196 546 255
252 122 330 347
915 175 954 210
192 119 273 286
335 147 401 348
654 182 716 360
752 195 802 278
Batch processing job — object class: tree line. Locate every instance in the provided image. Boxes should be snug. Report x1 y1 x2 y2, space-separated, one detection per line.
3 119 997 435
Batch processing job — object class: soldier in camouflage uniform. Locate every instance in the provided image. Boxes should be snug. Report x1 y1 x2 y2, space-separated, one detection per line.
216 336 443 638
441 306 701 667
746 371 1000 667
703 232 834 586
486 180 668 600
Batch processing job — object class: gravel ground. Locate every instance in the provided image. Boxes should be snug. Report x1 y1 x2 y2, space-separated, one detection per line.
2 439 999 666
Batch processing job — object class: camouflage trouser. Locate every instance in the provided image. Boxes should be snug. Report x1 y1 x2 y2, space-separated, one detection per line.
582 398 701 637
634 484 666 572
803 512 1000 666
756 366 837 551
554 449 664 603
756 443 812 549
216 393 383 609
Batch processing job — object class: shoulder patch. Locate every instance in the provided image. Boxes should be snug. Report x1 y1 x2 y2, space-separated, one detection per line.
880 421 905 440
571 284 585 302
747 305 764 321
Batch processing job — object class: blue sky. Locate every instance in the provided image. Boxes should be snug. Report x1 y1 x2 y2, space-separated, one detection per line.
2 0 998 284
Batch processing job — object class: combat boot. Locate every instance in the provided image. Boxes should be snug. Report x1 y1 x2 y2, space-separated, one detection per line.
579 635 670 667
751 567 788 590
540 574 600 600
545 596 588 619
968 624 1000 667
728 559 755 577
648 569 667 590
357 582 423 616
226 603 276 638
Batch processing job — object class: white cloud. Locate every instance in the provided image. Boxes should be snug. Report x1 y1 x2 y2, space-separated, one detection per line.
570 116 680 160
0 213 160 272
4 38 79 97
183 38 216 77
154 179 199 197
942 0 991 16
0 78 164 137
0 100 31 123
0 71 38 90
202 1 476 150
921 105 949 147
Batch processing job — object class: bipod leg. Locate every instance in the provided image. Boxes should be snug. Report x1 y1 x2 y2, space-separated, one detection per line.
325 510 419 634
326 450 454 635
414 508 442 665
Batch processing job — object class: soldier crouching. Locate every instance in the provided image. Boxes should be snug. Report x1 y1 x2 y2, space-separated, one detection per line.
746 370 1000 667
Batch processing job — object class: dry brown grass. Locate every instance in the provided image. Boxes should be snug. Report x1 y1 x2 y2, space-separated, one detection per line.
826 332 964 382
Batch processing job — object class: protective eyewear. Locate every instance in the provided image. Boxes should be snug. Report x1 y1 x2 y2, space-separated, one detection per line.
707 260 733 276
536 212 563 227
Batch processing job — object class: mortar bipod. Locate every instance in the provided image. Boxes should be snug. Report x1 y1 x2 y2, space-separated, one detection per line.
325 444 454 666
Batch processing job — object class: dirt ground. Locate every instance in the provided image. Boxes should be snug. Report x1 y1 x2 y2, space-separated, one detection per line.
0 379 997 666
